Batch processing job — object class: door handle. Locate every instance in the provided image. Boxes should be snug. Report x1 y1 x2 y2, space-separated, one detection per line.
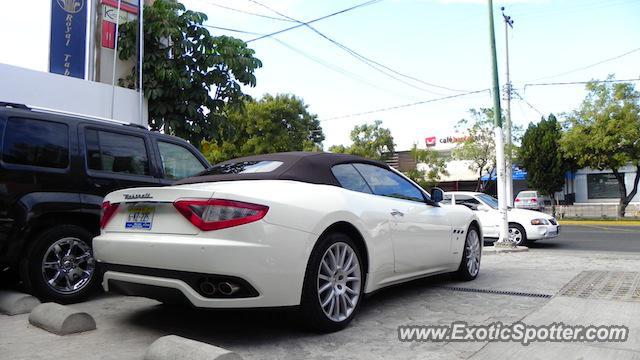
390 209 404 217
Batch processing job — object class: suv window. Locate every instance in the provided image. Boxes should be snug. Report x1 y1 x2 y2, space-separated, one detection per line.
353 163 424 203
331 164 372 194
158 141 205 180
2 117 69 169
85 129 150 176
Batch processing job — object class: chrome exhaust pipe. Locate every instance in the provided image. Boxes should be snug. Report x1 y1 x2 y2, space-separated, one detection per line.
218 282 240 296
199 280 217 296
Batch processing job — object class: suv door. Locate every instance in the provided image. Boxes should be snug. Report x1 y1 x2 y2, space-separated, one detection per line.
80 125 160 197
151 138 208 183
353 164 452 274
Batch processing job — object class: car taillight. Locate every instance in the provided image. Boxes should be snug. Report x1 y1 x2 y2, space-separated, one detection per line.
100 201 120 229
515 198 520 202
530 198 537 203
173 199 269 231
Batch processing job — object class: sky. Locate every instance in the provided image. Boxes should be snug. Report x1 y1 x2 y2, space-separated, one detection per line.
1 0 639 150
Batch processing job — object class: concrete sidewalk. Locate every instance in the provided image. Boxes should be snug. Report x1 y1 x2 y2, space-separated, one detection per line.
1 249 639 360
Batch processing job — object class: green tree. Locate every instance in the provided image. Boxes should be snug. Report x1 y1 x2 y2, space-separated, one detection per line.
201 94 324 163
404 145 449 189
454 108 521 191
329 120 395 160
453 109 496 191
118 0 262 146
519 114 569 217
561 77 640 217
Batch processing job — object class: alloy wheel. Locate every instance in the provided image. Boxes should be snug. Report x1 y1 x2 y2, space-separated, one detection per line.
466 229 481 276
317 242 361 322
41 237 95 294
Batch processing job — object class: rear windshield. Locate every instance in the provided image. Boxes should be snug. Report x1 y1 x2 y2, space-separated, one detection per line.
200 160 283 175
519 191 537 197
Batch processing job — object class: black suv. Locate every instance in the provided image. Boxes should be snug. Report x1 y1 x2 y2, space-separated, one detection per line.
0 103 209 303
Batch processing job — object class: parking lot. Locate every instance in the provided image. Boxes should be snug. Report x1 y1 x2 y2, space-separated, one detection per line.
2 225 640 360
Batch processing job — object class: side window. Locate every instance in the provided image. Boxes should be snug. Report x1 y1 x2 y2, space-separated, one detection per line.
2 117 69 168
353 164 424 203
85 129 150 176
157 141 205 180
455 195 481 210
331 164 372 194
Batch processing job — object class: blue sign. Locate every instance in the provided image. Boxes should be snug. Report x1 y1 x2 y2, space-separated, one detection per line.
481 165 528 181
49 0 87 78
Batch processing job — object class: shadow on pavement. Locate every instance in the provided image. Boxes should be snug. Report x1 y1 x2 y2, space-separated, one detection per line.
123 273 454 344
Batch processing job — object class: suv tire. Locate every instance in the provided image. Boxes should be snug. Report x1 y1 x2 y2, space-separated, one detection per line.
20 225 97 303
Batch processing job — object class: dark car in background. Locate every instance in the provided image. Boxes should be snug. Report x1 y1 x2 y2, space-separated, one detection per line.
0 102 209 303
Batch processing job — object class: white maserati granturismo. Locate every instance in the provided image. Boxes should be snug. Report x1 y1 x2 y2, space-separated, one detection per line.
93 152 482 331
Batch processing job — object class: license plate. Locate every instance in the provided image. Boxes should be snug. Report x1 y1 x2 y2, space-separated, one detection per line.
126 205 155 230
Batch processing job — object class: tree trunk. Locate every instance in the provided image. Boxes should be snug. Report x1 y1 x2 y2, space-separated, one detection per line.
550 193 556 218
621 164 640 219
612 168 628 218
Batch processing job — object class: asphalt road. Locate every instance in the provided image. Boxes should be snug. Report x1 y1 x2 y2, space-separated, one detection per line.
527 224 640 253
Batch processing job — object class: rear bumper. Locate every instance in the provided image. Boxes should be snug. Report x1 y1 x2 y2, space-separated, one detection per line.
94 221 317 308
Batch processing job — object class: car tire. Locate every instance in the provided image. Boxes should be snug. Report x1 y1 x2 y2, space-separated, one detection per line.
20 225 98 303
508 223 528 246
455 225 481 281
300 232 364 333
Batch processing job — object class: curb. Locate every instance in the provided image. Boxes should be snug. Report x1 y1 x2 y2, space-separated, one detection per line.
483 246 529 254
28 302 96 335
0 290 41 315
145 335 242 360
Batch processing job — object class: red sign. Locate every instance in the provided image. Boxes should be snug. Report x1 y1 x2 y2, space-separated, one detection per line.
425 136 437 147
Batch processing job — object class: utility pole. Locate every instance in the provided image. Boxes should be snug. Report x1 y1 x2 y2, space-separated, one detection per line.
502 7 514 207
487 0 512 247
139 0 145 127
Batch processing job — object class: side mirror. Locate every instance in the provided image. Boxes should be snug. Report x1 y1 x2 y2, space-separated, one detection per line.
430 187 444 203
477 204 490 212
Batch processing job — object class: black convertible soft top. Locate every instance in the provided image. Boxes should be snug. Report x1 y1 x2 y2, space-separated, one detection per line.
174 151 390 186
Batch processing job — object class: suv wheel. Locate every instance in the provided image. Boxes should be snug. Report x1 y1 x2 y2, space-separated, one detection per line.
21 225 97 303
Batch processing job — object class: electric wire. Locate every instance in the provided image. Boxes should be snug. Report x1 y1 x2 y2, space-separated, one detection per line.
320 89 490 122
246 0 466 94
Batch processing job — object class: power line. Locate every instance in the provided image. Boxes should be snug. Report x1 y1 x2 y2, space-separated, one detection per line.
199 24 262 35
247 0 466 95
513 91 544 117
271 39 419 101
194 0 296 22
320 89 490 122
529 47 640 82
198 24 419 100
246 0 382 43
524 78 640 90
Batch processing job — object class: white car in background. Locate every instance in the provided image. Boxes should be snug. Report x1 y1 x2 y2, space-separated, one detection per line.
514 190 548 211
93 152 482 332
442 191 559 246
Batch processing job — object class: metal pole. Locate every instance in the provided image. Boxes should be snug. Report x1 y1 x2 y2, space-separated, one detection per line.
110 0 122 119
138 0 144 127
488 0 511 246
502 7 514 207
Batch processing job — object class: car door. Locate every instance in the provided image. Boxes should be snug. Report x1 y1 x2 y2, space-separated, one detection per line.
353 164 452 274
469 193 500 238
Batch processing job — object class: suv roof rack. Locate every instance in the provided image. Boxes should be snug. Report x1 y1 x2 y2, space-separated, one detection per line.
2 103 148 130
0 102 30 110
